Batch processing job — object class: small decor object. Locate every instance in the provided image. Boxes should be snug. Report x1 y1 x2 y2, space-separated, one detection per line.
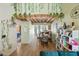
16 25 21 42
2 35 6 39
70 5 79 19
71 40 79 51
63 22 67 29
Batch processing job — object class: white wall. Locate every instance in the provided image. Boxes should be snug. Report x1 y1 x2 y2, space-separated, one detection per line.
0 3 17 55
61 3 79 27
0 3 14 20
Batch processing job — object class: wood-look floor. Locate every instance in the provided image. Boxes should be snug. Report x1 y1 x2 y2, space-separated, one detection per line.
10 40 56 56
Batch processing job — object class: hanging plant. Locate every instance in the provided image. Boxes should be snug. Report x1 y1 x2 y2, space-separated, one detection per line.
52 12 64 22
13 13 17 18
49 13 52 16
59 12 64 19
23 12 27 17
18 13 23 20
28 13 31 16
53 12 59 18
59 12 65 22
19 13 22 17
53 13 56 17
55 13 59 18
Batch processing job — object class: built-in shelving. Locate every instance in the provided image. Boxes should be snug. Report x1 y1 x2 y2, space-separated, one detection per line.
61 44 72 51
55 29 79 51
56 40 72 51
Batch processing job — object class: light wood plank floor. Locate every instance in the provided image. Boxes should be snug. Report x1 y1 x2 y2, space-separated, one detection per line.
10 40 56 56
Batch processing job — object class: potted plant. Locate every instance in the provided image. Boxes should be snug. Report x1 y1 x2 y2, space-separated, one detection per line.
55 13 59 18
59 12 64 22
18 13 23 20
23 12 27 20
53 12 56 17
13 13 17 18
49 13 52 16
53 12 59 18
28 13 31 16
23 12 27 17
19 13 22 17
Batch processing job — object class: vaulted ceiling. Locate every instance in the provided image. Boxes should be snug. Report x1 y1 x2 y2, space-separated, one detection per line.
13 3 62 14
13 3 62 23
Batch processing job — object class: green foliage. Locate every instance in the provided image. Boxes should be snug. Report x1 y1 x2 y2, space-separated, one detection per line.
49 13 52 16
53 13 56 17
13 13 17 17
55 13 59 17
24 12 27 17
19 13 22 17
28 13 31 16
53 12 59 17
59 12 64 19
13 3 17 12
53 12 64 19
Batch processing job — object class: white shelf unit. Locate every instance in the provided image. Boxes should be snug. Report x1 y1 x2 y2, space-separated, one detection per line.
56 29 79 51
56 35 72 51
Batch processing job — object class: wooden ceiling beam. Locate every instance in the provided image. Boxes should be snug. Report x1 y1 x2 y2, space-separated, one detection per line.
31 18 34 23
30 19 34 23
47 17 53 23
47 17 52 22
36 18 40 23
16 14 54 23
33 18 37 23
48 18 55 23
